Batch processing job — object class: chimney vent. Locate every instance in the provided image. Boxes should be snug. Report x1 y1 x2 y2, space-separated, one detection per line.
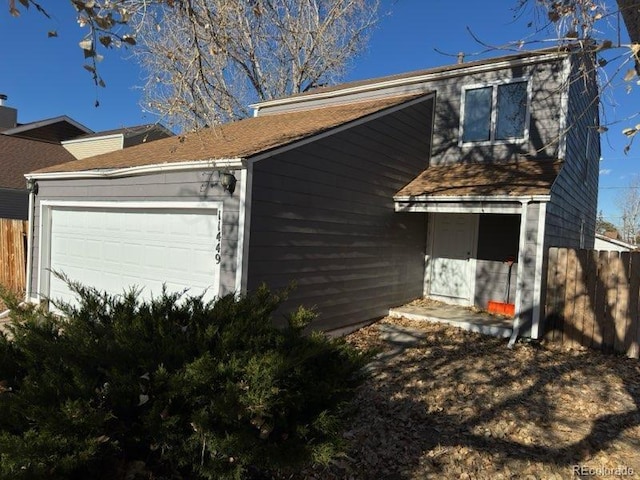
0 94 17 130
457 52 465 64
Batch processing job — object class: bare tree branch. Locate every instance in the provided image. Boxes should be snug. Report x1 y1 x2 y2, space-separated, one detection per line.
132 0 380 131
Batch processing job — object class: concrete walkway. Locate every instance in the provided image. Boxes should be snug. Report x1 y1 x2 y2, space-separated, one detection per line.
388 302 513 338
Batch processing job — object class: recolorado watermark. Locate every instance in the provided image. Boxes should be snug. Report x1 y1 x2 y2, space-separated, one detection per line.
572 465 635 477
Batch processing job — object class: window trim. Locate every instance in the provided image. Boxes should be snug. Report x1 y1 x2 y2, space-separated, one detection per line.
459 77 532 147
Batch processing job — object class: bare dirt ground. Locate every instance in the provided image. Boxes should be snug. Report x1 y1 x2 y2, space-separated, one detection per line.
302 316 640 480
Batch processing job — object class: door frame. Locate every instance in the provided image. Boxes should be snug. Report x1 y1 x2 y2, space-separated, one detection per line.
424 212 479 306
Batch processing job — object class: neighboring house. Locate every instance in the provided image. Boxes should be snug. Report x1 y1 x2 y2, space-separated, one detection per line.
24 46 600 337
0 136 77 219
0 97 173 220
2 116 93 143
62 124 173 159
594 233 637 252
0 98 92 220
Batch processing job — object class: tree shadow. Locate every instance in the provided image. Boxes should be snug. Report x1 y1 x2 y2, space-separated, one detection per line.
302 321 640 479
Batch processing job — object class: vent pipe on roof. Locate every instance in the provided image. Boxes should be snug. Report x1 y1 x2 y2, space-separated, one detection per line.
457 52 465 64
0 94 6 106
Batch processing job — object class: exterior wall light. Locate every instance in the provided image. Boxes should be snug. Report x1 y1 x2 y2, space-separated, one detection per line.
26 178 39 195
219 171 237 194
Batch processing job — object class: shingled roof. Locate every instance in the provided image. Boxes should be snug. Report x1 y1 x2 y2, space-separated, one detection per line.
0 135 77 189
394 160 563 199
34 94 428 175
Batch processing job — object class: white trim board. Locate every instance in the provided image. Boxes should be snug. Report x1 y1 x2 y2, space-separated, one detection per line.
26 158 246 181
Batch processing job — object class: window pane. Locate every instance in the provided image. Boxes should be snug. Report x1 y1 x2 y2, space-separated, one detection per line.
462 87 492 142
496 81 527 140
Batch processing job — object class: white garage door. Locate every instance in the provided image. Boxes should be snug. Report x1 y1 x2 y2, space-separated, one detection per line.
45 204 221 306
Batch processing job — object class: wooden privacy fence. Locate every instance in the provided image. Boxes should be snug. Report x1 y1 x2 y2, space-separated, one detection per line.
0 218 28 299
545 247 640 359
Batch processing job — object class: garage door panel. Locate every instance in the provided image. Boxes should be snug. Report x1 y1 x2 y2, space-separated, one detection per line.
46 206 220 306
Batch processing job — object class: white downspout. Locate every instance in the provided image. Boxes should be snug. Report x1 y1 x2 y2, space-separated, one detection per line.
25 186 35 302
509 199 530 348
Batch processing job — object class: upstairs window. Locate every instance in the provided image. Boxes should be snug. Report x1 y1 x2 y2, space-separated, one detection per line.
460 79 529 144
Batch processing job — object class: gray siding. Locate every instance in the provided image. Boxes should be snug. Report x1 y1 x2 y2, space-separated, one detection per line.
474 260 518 309
429 61 563 164
0 188 28 220
247 99 433 332
28 170 240 300
545 53 600 249
259 59 565 164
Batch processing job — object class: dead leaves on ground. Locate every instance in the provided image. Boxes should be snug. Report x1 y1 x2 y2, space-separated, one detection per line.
302 316 640 479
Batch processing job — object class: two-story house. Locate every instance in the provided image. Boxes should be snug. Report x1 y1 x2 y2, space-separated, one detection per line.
23 46 600 338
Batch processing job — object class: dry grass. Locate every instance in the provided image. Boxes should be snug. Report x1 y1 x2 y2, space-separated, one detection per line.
301 316 640 480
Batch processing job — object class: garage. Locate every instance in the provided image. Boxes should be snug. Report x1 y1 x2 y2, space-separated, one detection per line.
39 201 222 306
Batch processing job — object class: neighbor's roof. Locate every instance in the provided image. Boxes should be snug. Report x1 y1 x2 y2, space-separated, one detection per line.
34 93 429 174
66 123 173 141
395 160 563 198
2 115 92 143
618 0 640 45
0 135 77 189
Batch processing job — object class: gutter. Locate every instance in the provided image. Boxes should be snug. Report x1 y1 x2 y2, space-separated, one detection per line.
25 158 246 181
393 194 552 203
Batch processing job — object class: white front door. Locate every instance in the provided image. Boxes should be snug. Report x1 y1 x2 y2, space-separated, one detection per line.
429 213 478 304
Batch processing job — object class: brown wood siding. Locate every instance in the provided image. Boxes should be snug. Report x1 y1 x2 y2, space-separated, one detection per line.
29 170 240 300
247 99 433 332
0 188 28 220
545 53 600 249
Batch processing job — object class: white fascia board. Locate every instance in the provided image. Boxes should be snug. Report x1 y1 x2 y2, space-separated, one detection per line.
61 133 124 145
25 158 246 181
394 194 551 203
249 94 435 163
395 203 522 214
250 53 566 112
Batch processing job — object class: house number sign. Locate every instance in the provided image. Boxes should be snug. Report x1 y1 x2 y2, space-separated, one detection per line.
215 210 222 265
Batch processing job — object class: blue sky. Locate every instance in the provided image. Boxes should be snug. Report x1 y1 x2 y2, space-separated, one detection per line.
0 0 638 225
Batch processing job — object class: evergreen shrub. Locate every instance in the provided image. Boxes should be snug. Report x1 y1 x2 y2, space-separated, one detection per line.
0 281 370 480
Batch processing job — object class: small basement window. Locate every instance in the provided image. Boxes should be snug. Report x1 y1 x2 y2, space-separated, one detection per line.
461 80 529 144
